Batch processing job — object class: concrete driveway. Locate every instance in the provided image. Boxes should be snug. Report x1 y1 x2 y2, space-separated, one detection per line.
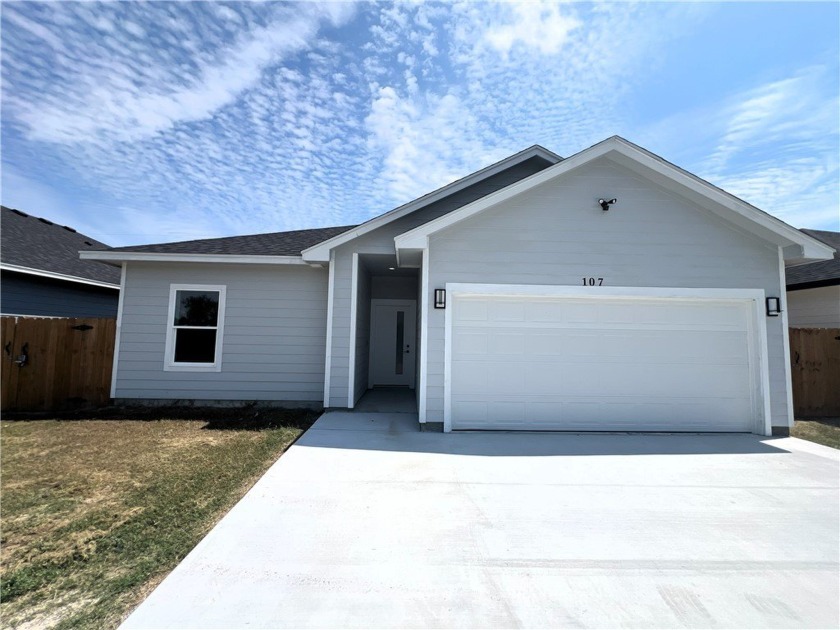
123 413 839 629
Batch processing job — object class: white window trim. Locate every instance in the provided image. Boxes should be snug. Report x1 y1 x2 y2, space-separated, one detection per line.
164 283 227 372
442 283 771 436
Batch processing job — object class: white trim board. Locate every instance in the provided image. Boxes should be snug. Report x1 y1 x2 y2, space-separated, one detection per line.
323 251 336 408
778 247 795 428
110 263 128 398
163 283 227 373
442 283 772 436
81 251 308 265
1 262 120 289
348 253 359 408
301 145 561 263
418 249 429 423
394 136 834 262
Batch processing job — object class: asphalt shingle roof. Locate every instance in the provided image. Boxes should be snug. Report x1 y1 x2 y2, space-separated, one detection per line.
786 229 840 287
1 206 121 285
102 225 357 257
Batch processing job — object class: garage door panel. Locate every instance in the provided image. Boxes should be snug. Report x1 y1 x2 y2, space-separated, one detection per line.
454 397 754 431
451 331 488 356
450 294 756 432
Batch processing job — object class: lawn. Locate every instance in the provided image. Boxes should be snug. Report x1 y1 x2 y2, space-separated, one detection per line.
791 417 840 449
1 407 318 630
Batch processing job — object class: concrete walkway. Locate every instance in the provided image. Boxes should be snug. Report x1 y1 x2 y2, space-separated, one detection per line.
122 413 840 629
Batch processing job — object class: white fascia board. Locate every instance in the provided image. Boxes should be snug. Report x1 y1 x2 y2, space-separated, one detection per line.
79 251 308 265
394 136 836 262
0 262 120 289
301 146 561 263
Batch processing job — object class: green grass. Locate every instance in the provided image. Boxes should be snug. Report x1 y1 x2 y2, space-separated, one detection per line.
1 408 317 629
791 417 840 449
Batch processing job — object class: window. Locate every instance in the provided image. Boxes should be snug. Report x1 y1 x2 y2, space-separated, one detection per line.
164 284 226 371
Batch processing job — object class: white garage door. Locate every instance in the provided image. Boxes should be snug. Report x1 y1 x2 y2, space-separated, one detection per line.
449 293 757 432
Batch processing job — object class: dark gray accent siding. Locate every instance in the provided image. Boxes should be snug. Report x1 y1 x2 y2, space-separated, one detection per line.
1 271 118 317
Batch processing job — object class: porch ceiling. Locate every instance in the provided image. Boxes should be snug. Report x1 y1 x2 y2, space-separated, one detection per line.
359 254 418 277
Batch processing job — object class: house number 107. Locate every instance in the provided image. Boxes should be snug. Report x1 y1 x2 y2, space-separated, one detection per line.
582 277 604 286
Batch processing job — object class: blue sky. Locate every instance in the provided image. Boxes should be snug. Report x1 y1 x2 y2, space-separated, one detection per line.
2 1 838 247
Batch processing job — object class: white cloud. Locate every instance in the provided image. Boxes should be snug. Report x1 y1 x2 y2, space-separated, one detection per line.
484 1 581 55
365 86 505 203
7 2 356 144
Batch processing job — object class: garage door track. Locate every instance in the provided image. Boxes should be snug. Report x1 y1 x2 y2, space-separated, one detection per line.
122 412 840 629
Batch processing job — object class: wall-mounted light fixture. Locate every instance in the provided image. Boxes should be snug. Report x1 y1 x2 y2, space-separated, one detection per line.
766 297 781 317
599 198 617 211
434 289 446 309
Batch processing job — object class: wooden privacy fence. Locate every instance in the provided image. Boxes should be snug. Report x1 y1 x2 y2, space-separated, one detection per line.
789 327 840 417
1 316 116 412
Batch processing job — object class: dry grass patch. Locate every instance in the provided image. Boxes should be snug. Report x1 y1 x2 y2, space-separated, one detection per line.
791 417 840 449
1 408 317 629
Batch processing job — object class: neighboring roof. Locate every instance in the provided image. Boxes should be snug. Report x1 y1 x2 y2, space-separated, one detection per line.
301 144 561 262
786 229 840 289
394 136 836 264
1 206 121 287
101 225 356 256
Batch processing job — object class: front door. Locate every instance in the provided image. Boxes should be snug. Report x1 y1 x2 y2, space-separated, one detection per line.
370 300 417 387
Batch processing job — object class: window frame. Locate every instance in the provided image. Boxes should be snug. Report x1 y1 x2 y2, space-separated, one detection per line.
164 283 227 372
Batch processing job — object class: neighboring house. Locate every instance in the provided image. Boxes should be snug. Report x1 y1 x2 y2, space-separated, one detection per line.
785 229 840 328
83 137 835 436
1 206 120 317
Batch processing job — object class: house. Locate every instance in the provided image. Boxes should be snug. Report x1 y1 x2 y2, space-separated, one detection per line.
1 206 120 317
785 229 840 328
82 136 835 436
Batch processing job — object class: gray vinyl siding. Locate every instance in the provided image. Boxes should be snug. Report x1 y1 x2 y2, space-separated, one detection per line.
326 157 552 406
425 157 791 427
1 270 118 317
786 285 840 327
115 262 327 403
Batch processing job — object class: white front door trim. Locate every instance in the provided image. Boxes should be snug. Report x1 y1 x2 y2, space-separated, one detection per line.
443 283 771 435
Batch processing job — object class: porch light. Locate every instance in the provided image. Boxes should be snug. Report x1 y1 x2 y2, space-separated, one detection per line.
434 289 446 309
766 297 781 317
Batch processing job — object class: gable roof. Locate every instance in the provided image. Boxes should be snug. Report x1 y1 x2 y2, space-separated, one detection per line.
394 136 836 263
80 225 354 265
786 229 840 289
1 206 121 287
87 225 356 262
300 145 561 262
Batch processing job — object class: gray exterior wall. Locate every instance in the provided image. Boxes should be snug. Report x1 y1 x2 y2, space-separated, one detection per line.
115 262 327 403
425 157 791 427
786 285 840 327
326 157 553 406
1 270 118 318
